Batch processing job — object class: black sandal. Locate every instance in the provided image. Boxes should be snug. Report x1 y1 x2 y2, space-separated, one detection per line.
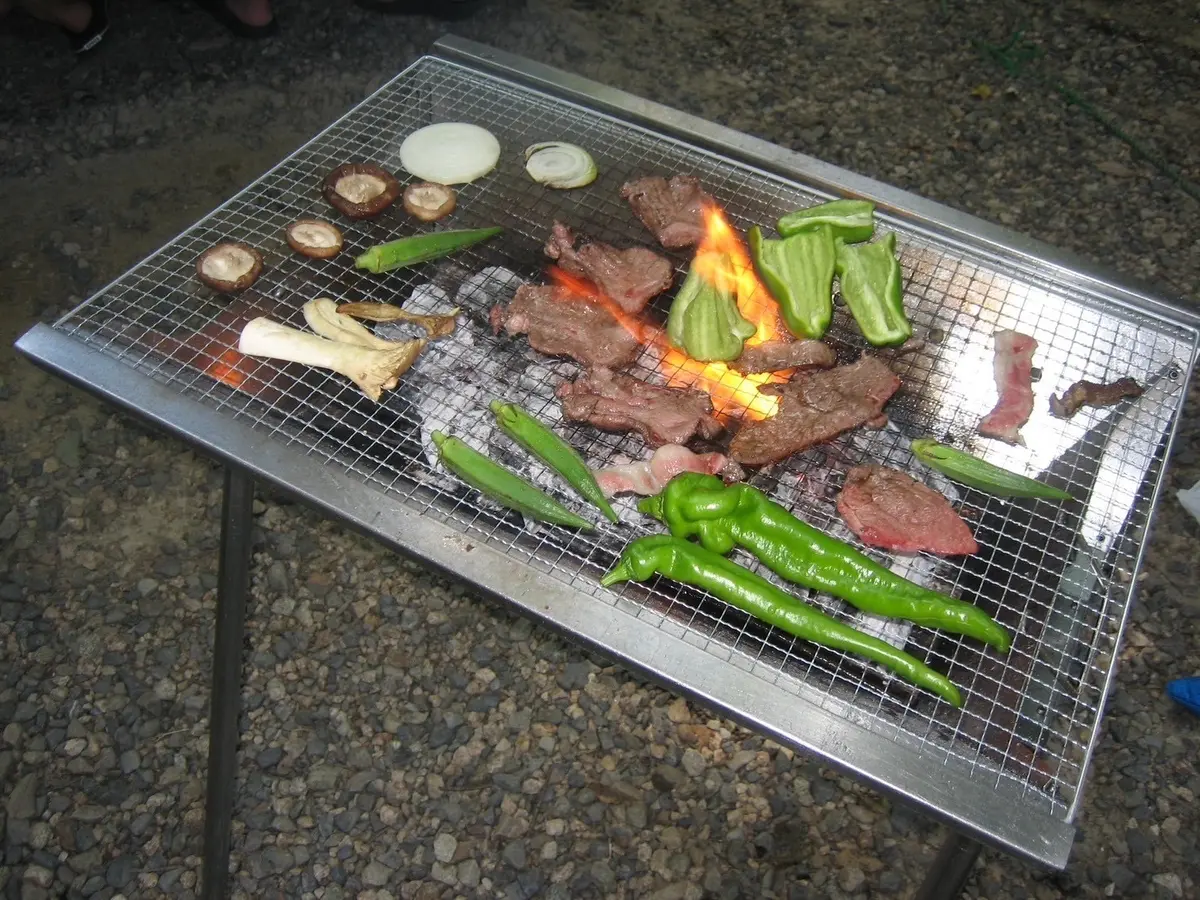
66 0 109 54
191 0 279 39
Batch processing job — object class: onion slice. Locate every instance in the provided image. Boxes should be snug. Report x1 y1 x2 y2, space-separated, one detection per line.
524 142 598 189
399 122 501 185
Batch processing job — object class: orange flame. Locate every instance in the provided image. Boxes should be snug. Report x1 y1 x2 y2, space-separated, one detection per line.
205 347 248 389
546 265 652 344
661 205 785 421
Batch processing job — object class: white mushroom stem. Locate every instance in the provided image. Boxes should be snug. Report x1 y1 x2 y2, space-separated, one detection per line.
238 317 424 402
302 298 396 350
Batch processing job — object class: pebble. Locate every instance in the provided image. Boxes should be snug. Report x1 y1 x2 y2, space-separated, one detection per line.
363 861 393 887
6 773 37 819
433 833 457 864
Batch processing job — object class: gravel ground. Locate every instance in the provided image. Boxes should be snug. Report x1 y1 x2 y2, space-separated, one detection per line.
2 1 1200 899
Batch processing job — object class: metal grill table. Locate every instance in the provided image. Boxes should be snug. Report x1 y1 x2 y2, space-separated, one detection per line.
15 36 1200 900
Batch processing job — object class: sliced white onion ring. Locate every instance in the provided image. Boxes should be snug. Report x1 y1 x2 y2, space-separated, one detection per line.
399 122 501 185
524 141 598 189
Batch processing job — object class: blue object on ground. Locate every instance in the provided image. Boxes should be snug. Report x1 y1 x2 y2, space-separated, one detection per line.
1166 677 1200 716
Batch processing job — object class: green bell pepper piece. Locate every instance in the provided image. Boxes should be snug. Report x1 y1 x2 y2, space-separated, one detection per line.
778 199 876 243
666 258 756 362
639 472 1011 653
748 224 836 340
834 232 912 347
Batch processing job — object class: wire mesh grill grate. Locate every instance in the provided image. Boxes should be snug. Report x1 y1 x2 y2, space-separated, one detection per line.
54 56 1198 822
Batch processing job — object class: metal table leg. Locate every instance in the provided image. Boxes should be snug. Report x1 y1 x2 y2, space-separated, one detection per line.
200 465 255 900
913 830 984 900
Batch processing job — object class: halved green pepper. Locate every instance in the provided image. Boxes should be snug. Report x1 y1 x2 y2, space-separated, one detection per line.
666 258 756 362
834 232 912 347
778 199 876 243
748 224 836 340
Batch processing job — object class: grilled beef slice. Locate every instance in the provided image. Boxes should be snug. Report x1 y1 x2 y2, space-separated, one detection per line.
557 367 723 447
729 356 901 466
730 340 836 375
490 284 641 370
837 465 979 556
1049 376 1144 419
619 175 713 249
543 222 674 314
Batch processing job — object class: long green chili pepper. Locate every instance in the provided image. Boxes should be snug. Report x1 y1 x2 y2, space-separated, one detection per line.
777 199 876 243
355 226 503 274
911 439 1073 501
489 400 619 523
431 431 594 531
748 224 836 340
602 534 963 707
639 473 1010 652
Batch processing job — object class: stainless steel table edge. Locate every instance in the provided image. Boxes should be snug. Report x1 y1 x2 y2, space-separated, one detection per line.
431 35 1200 331
15 323 1077 870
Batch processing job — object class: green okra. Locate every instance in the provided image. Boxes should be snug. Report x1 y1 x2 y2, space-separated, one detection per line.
911 439 1074 501
489 400 619 523
431 431 594 530
778 199 876 243
355 226 503 274
602 534 963 707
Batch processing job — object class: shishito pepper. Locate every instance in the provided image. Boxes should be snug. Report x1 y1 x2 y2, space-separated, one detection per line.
602 534 963 707
748 224 836 340
639 473 1011 652
777 199 876 243
834 232 912 346
666 258 756 362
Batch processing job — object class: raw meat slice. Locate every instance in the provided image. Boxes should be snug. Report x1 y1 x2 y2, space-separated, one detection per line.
730 357 901 466
594 444 742 497
837 465 979 556
619 175 712 249
978 330 1037 444
543 221 673 314
490 284 641 370
557 367 723 447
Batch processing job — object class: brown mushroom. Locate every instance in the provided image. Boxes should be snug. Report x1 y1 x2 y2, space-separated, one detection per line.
195 243 264 293
401 182 457 222
285 219 344 259
322 163 401 219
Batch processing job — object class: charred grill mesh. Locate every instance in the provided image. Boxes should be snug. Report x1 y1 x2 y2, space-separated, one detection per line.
54 56 1197 821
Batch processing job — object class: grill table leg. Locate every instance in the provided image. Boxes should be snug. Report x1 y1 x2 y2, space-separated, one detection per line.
200 466 255 900
913 830 984 900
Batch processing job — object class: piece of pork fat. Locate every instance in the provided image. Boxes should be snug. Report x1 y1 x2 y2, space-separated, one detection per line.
619 175 712 249
543 221 674 314
593 444 742 497
978 329 1037 444
490 283 642 370
730 339 836 375
557 367 723 448
837 465 979 556
729 356 901 466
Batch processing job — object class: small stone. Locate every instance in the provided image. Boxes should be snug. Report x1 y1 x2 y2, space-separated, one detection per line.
308 765 343 791
1151 874 1183 897
556 661 591 691
267 561 289 594
28 822 51 851
22 865 54 888
6 772 37 819
62 738 88 758
154 679 177 701
0 510 21 541
256 747 283 769
363 861 394 887
838 866 865 893
729 749 757 771
430 861 457 885
666 698 691 723
651 764 687 792
433 833 457 864
3 722 22 745
878 870 905 893
119 750 141 774
137 577 158 597
106 854 135 888
457 859 481 888
680 748 706 777
502 839 528 870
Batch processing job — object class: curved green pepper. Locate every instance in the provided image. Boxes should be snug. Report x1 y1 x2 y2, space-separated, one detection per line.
666 258 756 362
778 199 876 243
748 224 836 340
602 534 962 707
834 232 912 347
639 473 1010 652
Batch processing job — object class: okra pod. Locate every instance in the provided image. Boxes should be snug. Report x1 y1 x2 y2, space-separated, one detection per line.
489 400 619 523
431 431 594 530
778 199 876 243
355 226 503 274
911 439 1073 501
602 535 963 707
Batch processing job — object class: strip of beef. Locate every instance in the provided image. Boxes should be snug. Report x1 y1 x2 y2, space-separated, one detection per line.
558 367 723 447
837 465 979 556
543 222 674 314
594 444 743 497
978 329 1037 444
619 175 712 249
1049 376 1144 419
490 284 641 370
730 357 901 466
731 339 836 375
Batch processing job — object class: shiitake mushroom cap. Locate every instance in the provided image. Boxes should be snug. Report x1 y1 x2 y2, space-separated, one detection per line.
322 163 401 219
195 242 264 293
402 182 457 222
285 219 345 259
